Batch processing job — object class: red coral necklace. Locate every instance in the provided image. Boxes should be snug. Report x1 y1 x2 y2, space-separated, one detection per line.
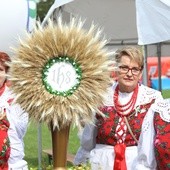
114 84 138 116
0 83 6 96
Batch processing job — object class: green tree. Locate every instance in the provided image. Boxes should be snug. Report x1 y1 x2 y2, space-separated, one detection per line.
37 0 55 21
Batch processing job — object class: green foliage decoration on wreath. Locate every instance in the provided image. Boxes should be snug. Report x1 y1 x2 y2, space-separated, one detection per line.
42 56 82 96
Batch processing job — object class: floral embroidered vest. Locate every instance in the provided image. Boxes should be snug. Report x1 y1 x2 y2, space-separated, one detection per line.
96 100 155 146
0 84 13 169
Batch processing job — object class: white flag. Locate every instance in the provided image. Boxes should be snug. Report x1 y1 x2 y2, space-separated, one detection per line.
136 0 170 45
160 0 170 7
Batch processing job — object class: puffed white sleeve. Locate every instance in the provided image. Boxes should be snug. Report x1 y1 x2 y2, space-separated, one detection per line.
6 103 29 166
132 106 157 170
74 123 97 165
74 86 113 165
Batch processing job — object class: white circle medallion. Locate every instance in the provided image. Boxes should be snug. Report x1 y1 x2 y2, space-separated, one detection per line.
42 57 82 96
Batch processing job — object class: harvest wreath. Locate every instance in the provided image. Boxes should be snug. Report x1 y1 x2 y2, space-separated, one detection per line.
8 17 113 130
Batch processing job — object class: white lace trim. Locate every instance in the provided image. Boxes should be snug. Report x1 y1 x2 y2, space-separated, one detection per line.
137 85 162 105
103 83 162 107
152 99 170 122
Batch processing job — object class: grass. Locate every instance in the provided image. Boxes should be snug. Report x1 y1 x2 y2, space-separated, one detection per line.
24 90 170 169
162 89 170 99
24 122 80 169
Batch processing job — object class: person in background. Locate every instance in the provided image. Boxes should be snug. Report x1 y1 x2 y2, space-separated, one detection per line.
74 46 163 170
0 52 28 169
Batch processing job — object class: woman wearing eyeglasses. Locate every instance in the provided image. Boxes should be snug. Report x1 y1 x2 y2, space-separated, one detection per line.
74 46 164 170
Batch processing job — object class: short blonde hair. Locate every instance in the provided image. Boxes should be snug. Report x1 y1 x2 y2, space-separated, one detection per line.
115 46 144 69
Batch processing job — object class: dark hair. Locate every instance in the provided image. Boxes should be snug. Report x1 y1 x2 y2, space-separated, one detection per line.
0 52 11 72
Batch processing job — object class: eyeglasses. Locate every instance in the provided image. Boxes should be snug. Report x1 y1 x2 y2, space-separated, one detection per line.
119 65 141 75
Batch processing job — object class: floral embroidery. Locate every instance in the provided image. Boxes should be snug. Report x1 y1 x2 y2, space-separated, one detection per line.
0 85 13 169
134 99 155 116
154 112 170 170
0 110 10 168
96 101 154 146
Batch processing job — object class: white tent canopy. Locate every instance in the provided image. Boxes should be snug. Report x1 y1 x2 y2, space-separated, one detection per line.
43 0 138 45
62 0 137 42
43 0 170 55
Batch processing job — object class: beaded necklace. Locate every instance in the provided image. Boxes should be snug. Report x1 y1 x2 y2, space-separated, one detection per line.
114 84 139 116
0 83 6 97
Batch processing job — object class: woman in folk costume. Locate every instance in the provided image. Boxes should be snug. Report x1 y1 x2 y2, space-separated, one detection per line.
0 52 28 170
74 46 163 170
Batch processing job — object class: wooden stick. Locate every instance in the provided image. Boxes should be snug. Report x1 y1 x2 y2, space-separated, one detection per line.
51 124 70 169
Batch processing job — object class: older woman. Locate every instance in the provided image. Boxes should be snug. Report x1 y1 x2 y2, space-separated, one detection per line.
74 46 163 170
0 52 28 169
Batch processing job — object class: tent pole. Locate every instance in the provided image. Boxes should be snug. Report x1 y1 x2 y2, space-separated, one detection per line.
157 43 162 91
38 122 42 170
142 45 148 86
